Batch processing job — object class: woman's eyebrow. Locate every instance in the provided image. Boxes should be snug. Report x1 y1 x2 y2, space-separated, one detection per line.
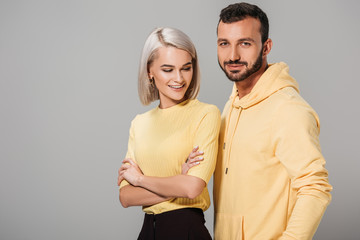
160 64 174 67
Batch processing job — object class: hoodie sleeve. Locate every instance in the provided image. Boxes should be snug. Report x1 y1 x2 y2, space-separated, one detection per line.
272 99 332 240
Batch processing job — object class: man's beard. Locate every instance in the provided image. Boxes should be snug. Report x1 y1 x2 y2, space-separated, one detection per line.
219 50 263 82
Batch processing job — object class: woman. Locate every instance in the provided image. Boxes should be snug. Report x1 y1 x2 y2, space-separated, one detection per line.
117 27 220 240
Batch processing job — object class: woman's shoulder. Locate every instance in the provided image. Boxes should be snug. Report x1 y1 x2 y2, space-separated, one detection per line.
190 99 221 115
129 107 158 125
189 99 221 130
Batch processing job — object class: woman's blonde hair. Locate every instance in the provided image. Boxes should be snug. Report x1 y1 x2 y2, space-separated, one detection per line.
138 27 200 105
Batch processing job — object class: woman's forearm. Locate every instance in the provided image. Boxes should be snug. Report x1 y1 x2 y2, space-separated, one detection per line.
121 159 206 199
136 174 206 199
119 185 171 208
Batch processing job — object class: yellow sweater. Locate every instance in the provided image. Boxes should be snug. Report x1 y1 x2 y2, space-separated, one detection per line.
122 99 221 214
214 62 332 240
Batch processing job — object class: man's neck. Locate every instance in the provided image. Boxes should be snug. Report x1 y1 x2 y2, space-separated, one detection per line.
235 62 268 99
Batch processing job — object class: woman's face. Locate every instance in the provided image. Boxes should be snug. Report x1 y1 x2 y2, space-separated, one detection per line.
148 46 193 109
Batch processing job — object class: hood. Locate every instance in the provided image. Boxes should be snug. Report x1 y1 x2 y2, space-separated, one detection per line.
230 62 299 109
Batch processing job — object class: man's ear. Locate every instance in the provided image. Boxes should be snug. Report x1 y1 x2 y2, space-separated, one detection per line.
262 38 273 56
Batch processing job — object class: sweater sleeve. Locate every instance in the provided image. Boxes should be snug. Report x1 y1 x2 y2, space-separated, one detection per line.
119 117 136 189
272 100 332 240
187 106 221 183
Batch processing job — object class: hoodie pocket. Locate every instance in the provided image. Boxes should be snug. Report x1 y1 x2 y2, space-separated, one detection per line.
214 213 244 240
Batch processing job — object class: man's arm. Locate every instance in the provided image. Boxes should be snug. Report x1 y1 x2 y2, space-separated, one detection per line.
273 101 332 240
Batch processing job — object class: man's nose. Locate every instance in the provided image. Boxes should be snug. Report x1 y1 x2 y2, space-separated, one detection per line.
230 46 240 61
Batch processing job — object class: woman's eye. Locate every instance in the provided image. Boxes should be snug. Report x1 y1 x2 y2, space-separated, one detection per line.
162 69 173 73
182 67 192 71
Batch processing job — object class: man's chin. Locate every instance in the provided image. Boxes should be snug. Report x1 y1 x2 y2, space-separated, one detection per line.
220 65 246 82
226 72 245 82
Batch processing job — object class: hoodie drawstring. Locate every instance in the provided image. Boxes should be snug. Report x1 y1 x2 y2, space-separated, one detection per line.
223 96 242 174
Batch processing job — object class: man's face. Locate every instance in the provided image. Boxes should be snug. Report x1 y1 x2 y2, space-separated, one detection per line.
217 17 264 82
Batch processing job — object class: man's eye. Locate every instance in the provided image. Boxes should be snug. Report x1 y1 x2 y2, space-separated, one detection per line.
242 42 251 46
219 42 228 46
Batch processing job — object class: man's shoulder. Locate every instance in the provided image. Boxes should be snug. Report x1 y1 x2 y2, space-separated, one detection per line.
270 87 320 126
271 87 312 109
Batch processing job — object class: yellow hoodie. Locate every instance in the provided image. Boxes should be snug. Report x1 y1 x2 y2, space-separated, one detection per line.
214 62 332 240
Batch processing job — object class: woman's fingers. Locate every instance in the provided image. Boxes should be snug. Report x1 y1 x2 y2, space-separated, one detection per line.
117 164 131 185
118 164 130 173
188 146 200 159
122 158 136 166
188 156 204 164
122 158 143 174
183 147 205 174
187 146 198 161
193 150 204 158
117 175 123 186
188 149 204 160
187 152 204 163
117 170 125 186
192 146 199 153
186 146 204 164
181 162 190 175
187 156 204 170
182 155 204 174
187 161 201 168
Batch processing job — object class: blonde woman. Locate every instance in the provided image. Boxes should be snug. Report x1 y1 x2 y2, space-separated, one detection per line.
118 27 220 240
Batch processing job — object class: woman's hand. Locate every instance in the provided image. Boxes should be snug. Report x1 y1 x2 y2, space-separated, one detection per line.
118 158 143 186
181 146 204 174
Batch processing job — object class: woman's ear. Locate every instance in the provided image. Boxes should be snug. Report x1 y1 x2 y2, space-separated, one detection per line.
148 70 153 80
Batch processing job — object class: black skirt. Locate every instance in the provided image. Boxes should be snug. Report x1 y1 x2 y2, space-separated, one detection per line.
137 208 212 240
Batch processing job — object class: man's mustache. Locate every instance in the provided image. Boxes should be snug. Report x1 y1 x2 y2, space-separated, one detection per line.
224 60 248 67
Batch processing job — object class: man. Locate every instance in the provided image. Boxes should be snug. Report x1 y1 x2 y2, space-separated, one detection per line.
213 2 332 240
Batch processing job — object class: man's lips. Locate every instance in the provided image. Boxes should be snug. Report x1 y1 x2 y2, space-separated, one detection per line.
226 64 246 70
224 60 248 69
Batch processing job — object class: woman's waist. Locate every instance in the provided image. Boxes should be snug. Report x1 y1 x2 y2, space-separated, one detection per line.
143 192 210 214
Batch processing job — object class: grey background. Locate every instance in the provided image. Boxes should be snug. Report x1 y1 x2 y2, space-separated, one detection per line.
0 0 359 239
